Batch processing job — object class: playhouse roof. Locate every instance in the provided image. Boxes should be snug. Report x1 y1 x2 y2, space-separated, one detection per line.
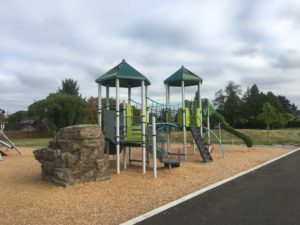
164 66 203 87
95 59 151 87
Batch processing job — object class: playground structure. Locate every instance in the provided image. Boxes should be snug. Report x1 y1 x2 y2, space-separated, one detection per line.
0 122 22 159
95 59 253 177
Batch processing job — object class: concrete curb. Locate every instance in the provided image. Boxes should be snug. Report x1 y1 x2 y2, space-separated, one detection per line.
120 147 300 225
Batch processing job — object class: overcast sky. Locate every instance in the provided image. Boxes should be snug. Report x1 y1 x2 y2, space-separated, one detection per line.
1 0 300 114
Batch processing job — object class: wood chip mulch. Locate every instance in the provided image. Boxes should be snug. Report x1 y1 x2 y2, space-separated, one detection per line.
0 144 293 225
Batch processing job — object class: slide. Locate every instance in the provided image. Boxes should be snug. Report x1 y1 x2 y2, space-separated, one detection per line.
202 99 253 148
0 139 13 149
0 130 22 155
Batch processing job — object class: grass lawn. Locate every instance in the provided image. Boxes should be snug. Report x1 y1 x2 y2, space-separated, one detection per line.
11 138 51 147
171 128 300 146
8 128 300 147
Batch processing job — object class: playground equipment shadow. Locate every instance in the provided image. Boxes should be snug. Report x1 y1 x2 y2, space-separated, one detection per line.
0 145 293 225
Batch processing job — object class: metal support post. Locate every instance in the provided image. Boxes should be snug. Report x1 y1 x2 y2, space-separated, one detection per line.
152 116 157 178
116 79 120 174
207 103 211 146
182 81 187 160
128 87 132 165
98 84 102 130
141 81 146 173
198 82 203 136
123 100 127 170
106 85 110 110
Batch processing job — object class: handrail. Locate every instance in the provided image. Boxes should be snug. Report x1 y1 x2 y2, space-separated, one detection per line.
129 98 142 106
148 122 178 128
202 125 225 157
147 97 181 107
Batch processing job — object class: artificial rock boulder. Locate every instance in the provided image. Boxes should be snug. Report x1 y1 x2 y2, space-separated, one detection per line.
34 125 110 187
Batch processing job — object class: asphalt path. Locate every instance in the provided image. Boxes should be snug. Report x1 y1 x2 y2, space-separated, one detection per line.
137 150 300 225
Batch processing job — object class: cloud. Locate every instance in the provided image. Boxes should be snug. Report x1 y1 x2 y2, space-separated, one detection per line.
272 50 300 69
233 46 259 57
0 0 300 114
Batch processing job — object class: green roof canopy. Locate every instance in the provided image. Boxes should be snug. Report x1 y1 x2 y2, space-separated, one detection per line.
164 66 203 87
95 59 151 87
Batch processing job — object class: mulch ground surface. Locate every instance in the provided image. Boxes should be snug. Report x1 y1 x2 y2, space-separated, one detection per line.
0 144 293 225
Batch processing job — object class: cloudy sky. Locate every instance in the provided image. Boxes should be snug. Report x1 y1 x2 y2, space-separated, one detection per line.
1 0 300 114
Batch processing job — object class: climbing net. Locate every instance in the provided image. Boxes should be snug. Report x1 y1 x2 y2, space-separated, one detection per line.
147 97 181 124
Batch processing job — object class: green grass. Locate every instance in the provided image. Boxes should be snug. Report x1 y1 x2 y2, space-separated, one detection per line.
11 138 51 147
171 128 300 146
9 128 300 148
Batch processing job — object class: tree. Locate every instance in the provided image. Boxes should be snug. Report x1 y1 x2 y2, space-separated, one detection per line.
212 81 298 129
58 78 80 96
257 102 278 143
28 93 90 134
7 110 27 124
220 81 243 127
242 84 265 128
213 89 225 113
278 95 297 114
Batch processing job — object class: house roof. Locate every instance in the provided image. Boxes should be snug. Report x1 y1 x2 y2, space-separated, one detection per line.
164 66 203 87
95 59 151 88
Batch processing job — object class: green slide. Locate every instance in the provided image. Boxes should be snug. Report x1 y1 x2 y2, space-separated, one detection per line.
202 99 253 148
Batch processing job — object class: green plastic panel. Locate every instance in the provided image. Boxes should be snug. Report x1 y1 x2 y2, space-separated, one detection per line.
126 103 141 141
185 107 190 127
196 107 201 127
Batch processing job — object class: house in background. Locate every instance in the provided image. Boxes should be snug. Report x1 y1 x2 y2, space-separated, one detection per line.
6 118 45 132
0 108 5 123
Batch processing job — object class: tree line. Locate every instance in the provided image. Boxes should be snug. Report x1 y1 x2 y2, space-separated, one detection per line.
6 79 91 135
211 81 299 129
5 79 300 136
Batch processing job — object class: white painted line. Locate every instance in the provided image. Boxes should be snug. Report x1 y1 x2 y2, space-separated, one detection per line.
121 147 300 225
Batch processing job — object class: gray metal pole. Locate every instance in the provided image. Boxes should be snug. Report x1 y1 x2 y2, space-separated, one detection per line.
152 116 157 178
166 84 171 153
141 80 146 174
146 85 148 124
182 80 187 160
207 102 211 145
198 82 203 136
106 85 110 110
104 86 110 163
128 87 131 103
128 87 132 165
116 79 120 174
98 84 102 130
123 100 127 170
0 130 22 155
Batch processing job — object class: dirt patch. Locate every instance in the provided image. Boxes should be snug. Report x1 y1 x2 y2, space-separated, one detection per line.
0 144 293 225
